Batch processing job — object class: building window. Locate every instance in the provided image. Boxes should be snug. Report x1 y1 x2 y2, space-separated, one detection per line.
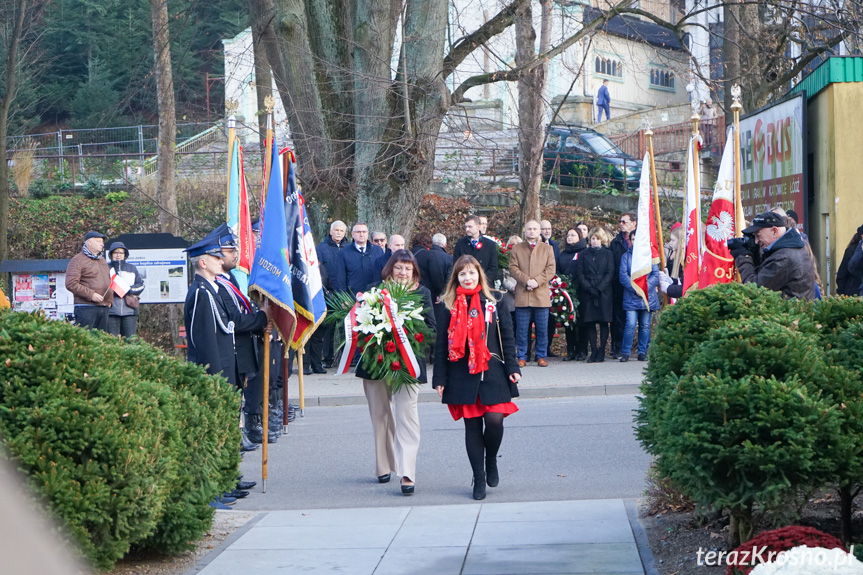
595 55 623 78
650 68 675 90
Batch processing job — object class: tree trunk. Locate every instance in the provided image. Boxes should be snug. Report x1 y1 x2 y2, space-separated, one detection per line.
0 0 29 266
515 0 550 227
149 0 178 234
722 1 763 113
251 24 272 167
839 485 854 546
729 504 754 549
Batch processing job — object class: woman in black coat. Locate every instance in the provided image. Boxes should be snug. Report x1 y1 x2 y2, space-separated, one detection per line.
558 227 588 361
575 228 614 363
356 250 435 496
433 255 521 500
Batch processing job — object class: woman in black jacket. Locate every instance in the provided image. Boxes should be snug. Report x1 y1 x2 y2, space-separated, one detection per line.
575 228 614 363
356 250 435 496
107 242 145 337
558 227 588 361
433 255 521 500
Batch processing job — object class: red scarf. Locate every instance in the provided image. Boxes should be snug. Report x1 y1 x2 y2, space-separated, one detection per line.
448 285 491 374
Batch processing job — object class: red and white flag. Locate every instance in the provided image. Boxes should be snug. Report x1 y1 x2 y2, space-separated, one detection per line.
681 137 702 296
109 270 131 298
699 128 736 287
630 152 660 306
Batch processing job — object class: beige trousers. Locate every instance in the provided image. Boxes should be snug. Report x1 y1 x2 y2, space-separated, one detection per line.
362 379 420 482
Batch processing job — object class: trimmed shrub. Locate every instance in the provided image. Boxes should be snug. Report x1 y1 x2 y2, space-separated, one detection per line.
0 310 240 570
655 318 846 547
637 283 803 451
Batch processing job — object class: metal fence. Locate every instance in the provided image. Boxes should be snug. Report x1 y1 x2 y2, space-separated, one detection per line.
610 117 726 159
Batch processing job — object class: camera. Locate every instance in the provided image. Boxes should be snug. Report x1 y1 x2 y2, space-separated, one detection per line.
727 233 757 254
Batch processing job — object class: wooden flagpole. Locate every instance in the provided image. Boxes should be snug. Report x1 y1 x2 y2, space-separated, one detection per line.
645 127 667 306
261 314 270 493
225 100 238 221
297 348 306 417
691 107 701 219
731 85 744 238
282 354 289 430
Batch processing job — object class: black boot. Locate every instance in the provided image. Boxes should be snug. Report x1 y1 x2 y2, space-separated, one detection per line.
486 458 499 488
473 474 487 500
244 412 264 444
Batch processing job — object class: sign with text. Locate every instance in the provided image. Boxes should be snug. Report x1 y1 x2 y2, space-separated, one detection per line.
12 273 75 320
124 248 188 304
738 92 806 229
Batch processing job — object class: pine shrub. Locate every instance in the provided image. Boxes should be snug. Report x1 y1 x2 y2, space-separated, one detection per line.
655 318 845 547
0 310 240 570
637 283 803 451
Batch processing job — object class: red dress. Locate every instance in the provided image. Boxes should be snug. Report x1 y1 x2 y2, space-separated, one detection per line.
449 396 518 421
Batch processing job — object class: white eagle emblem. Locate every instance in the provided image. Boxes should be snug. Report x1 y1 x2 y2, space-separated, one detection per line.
706 211 735 242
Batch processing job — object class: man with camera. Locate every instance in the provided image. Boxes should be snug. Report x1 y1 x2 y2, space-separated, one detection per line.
729 211 816 299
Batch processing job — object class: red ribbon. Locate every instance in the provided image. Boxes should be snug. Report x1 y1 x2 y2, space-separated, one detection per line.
380 289 420 379
336 294 362 375
550 277 574 312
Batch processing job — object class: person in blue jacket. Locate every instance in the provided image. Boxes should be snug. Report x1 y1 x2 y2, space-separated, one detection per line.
333 222 385 294
618 233 659 362
597 79 611 122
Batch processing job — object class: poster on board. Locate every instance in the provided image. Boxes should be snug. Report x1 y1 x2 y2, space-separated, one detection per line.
124 248 188 304
738 92 806 231
12 273 75 320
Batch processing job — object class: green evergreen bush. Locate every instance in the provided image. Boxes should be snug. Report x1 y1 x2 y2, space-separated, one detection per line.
0 310 240 570
637 283 803 451
654 317 846 547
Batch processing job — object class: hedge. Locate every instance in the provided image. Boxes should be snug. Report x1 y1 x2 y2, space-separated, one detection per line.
0 310 240 570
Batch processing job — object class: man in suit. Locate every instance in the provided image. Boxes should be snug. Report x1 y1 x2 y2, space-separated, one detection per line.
313 220 347 369
334 222 385 294
509 220 557 367
597 79 611 122
453 214 498 284
373 234 406 282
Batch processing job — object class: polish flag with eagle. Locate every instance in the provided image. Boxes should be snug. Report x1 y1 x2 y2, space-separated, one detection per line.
699 128 737 287
681 137 702 296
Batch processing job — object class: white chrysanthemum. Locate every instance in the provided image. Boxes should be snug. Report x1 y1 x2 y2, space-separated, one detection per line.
749 546 863 575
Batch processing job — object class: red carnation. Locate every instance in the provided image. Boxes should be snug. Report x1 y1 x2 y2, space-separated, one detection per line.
391 360 401 371
414 333 424 343
555 322 562 328
557 305 564 312
377 354 384 363
475 242 483 249
569 314 574 321
561 282 568 288
385 340 396 353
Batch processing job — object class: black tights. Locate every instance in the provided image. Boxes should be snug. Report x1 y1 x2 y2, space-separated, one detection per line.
464 413 505 478
585 322 609 354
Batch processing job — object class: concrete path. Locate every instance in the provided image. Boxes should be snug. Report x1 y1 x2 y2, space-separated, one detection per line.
195 500 647 575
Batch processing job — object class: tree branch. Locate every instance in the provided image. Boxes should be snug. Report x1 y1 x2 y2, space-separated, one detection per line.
443 0 527 80
452 0 636 103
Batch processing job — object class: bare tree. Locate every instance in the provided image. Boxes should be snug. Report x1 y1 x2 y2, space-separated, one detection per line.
149 0 179 234
515 0 552 226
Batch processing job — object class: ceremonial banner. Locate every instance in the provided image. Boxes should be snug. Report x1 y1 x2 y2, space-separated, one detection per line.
226 139 255 294
282 150 327 350
249 142 296 347
682 138 702 295
630 151 660 306
700 128 737 287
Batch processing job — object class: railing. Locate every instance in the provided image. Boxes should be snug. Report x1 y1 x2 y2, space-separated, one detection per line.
610 117 726 158
142 122 225 176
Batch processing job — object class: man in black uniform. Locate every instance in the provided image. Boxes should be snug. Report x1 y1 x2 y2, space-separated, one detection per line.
205 225 275 445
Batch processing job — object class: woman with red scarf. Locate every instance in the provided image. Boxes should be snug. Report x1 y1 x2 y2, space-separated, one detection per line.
433 255 522 500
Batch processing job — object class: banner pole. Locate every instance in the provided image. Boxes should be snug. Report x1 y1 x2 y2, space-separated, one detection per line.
646 129 668 306
225 113 236 221
282 354 289 431
691 110 701 221
731 87 744 238
262 109 273 207
297 348 306 417
262 307 270 493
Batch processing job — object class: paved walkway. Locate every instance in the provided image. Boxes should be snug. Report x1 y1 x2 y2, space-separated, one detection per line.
285 356 646 407
195 500 649 575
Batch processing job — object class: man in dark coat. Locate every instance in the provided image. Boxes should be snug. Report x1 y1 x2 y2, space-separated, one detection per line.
372 234 406 284
333 223 385 294
310 220 347 369
731 211 817 299
839 225 863 296
65 231 112 331
597 79 611 122
610 212 636 358
453 215 498 284
416 233 453 313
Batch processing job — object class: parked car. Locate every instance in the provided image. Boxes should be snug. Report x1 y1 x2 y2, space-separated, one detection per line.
543 125 642 190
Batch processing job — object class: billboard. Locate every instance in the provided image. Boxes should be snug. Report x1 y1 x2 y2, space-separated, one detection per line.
738 92 806 230
124 248 188 304
12 273 75 320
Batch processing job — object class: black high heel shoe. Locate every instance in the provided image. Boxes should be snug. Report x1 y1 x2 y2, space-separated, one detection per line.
378 473 391 483
472 474 486 500
401 478 415 495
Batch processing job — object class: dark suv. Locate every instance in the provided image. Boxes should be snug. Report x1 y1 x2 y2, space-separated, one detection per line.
543 125 642 190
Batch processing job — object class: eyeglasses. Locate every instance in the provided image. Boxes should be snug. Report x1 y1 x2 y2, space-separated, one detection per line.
372 238 387 244
619 220 629 224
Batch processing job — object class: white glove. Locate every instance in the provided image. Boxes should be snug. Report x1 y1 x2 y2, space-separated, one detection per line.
658 271 673 294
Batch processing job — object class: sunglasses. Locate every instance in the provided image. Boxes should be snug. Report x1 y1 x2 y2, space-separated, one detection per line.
372 238 387 243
